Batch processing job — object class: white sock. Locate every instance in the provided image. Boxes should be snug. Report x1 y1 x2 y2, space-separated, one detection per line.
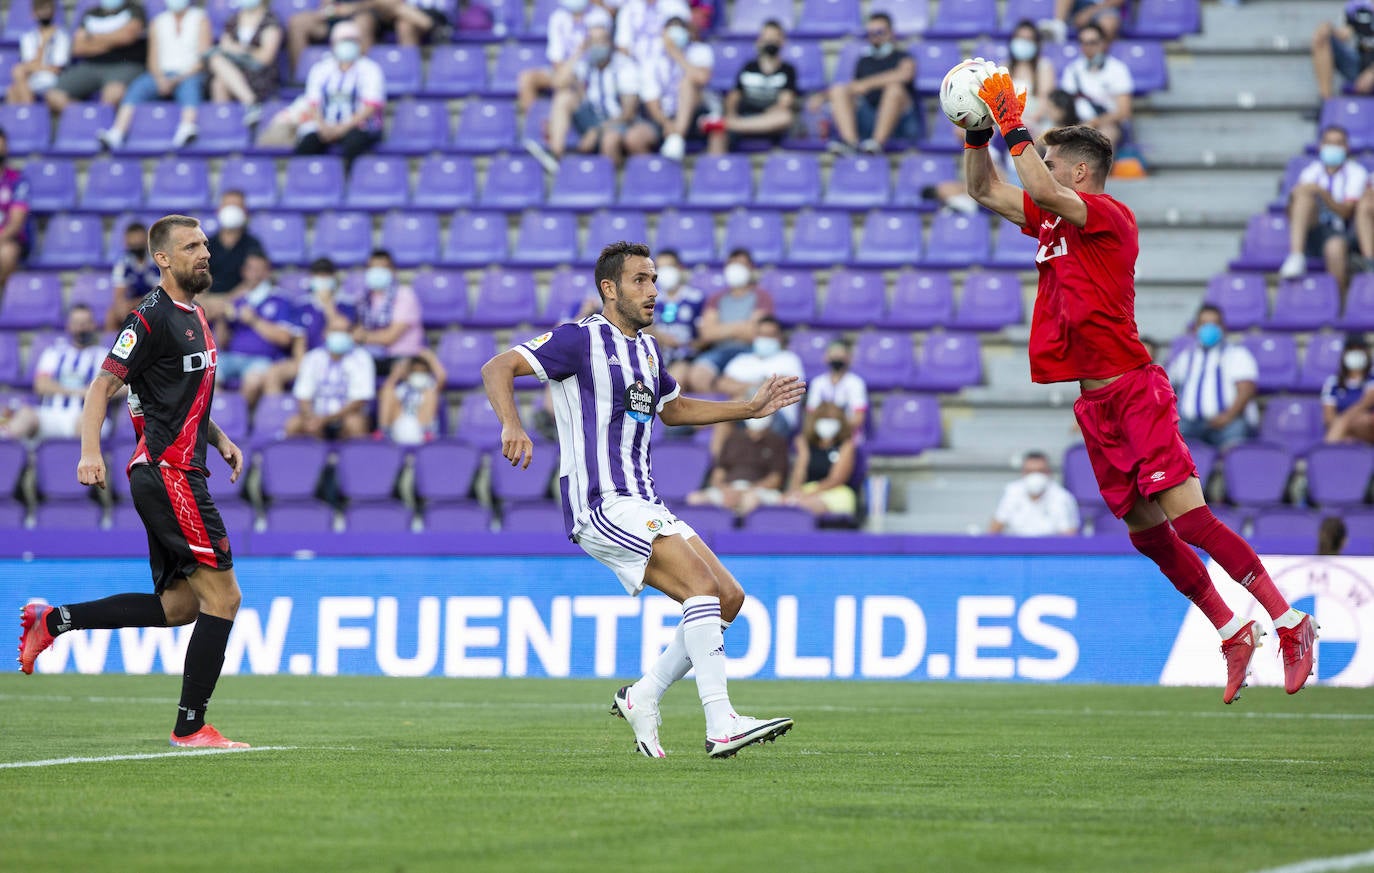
680 595 733 735
1273 607 1305 630
1218 616 1245 640
634 618 733 704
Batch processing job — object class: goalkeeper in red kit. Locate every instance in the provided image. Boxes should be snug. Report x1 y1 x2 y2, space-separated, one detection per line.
960 63 1315 703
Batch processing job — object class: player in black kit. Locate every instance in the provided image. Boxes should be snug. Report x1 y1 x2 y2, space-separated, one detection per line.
17 215 251 749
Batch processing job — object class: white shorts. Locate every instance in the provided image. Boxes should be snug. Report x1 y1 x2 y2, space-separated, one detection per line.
575 496 698 596
37 406 82 439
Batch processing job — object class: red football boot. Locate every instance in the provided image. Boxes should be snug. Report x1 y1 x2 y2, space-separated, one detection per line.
17 603 55 675
1220 620 1263 704
169 725 250 749
1277 614 1317 695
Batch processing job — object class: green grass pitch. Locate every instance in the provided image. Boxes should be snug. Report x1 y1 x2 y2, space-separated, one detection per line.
2 675 1371 873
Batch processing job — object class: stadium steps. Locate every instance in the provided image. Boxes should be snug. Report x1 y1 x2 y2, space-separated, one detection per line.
1178 0 1335 55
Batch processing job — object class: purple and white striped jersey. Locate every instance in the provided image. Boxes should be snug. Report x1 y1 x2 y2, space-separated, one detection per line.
512 314 681 539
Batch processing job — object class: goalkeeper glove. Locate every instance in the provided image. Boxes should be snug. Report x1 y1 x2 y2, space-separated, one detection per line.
976 69 1033 156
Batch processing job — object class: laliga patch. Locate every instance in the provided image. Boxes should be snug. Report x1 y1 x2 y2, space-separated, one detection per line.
112 328 138 360
625 380 654 424
524 331 553 351
646 518 664 533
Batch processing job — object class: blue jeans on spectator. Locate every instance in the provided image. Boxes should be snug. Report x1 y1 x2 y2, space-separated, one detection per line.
122 72 205 108
856 98 923 143
1179 415 1253 450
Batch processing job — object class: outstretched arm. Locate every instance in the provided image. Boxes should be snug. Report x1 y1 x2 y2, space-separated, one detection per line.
659 374 806 427
481 349 536 470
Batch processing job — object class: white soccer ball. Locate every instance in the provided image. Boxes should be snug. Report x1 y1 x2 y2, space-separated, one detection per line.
940 59 995 131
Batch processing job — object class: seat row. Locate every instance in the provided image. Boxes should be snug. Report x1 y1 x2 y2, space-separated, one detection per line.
1207 269 1374 333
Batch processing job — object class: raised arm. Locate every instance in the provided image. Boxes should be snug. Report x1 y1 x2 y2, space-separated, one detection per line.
659 374 805 427
964 142 1027 228
480 349 537 469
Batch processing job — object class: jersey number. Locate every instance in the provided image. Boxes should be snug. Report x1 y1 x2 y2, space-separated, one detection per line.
1036 237 1069 264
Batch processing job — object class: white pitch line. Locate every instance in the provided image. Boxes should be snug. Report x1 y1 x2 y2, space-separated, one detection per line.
1247 849 1374 873
0 746 295 770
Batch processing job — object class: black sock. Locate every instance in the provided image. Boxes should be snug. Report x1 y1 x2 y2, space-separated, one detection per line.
173 614 234 738
46 595 168 636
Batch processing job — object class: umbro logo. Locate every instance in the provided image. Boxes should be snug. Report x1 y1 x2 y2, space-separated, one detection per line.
1150 471 1166 482
186 329 195 339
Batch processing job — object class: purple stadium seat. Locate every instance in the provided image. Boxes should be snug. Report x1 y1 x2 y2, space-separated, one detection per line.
1230 214 1289 272
500 502 567 534
444 210 509 268
688 155 753 209
35 214 103 269
583 211 649 265
488 43 544 97
887 271 954 330
1259 396 1325 456
468 0 525 38
249 394 298 445
0 104 51 155
412 155 477 210
1343 511 1374 542
651 443 712 500
955 271 1024 330
851 331 916 391
1268 275 1340 331
68 271 115 313
923 211 991 268
927 0 997 37
882 0 931 34
291 44 329 85
755 153 822 208
1341 272 1374 330
380 100 452 154
830 38 866 87
249 211 307 266
344 155 410 209
438 330 499 389
728 0 794 34
334 442 405 503
912 40 964 93
824 156 891 208
24 159 78 213
782 41 827 93
759 268 818 326
794 0 861 36
1204 272 1268 331
1115 40 1168 94
709 41 753 93
425 45 488 97
1126 0 1200 38
490 449 557 501
511 212 579 267
894 154 957 209
309 210 374 268
911 332 983 392
522 98 580 154
867 392 941 456
412 441 482 503
0 334 20 385
525 0 560 36
35 503 102 530
789 328 837 377
992 227 1041 268
80 157 144 212
145 156 211 212
723 210 785 265
1269 155 1309 212
281 156 344 210
1223 442 1293 506
1250 509 1320 548
655 210 718 264
259 440 329 503
373 45 421 97
452 390 505 448
52 103 114 156
36 439 88 502
1307 444 1374 508
621 156 685 208
742 506 816 533
266 504 335 533
1320 98 1374 151
786 209 852 266
1242 333 1298 393
818 269 886 329
218 155 279 208
411 268 467 328
122 103 179 154
185 102 249 155
548 155 616 209
1000 0 1055 32
480 155 545 209
0 439 24 502
343 504 413 534
1063 443 1110 510
424 503 492 532
1297 332 1345 392
855 210 923 267
545 268 596 322
377 212 439 269
210 391 250 443
468 269 539 326
672 505 736 536
1187 439 1219 487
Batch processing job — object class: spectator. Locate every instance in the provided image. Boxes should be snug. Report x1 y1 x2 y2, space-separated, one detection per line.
30 305 114 440
615 0 692 67
5 0 72 105
1007 19 1060 137
0 393 40 440
1053 23 1133 148
1167 304 1259 449
686 414 790 518
45 0 146 114
207 190 266 296
523 24 640 172
1312 0 1374 101
207 0 283 124
286 319 376 439
989 451 1080 536
717 315 806 433
517 0 613 113
1323 334 1374 443
258 257 343 401
353 249 424 376
1050 0 1124 42
815 11 918 156
1318 516 1348 555
1281 126 1366 295
378 349 447 445
286 0 367 67
646 248 706 384
701 19 798 154
625 15 715 161
0 129 32 294
783 402 858 519
106 221 159 330
686 249 774 392
355 0 452 49
213 253 298 412
270 20 386 165
805 339 868 435
96 0 211 150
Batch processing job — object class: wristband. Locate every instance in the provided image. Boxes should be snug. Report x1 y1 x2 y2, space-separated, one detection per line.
963 127 993 150
1004 126 1034 156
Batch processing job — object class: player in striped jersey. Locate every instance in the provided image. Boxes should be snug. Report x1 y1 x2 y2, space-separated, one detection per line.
482 241 805 759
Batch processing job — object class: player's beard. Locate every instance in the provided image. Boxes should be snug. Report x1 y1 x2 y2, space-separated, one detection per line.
173 264 213 297
614 295 653 332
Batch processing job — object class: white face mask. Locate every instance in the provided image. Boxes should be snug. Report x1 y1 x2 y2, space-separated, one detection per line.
325 331 354 356
561 0 588 10
246 280 272 306
310 275 336 296
745 415 773 432
217 204 247 230
1345 350 1369 372
666 24 690 48
165 0 190 11
1009 37 1037 61
814 418 842 441
407 372 433 391
365 266 393 290
753 336 781 357
1023 471 1051 497
334 39 361 63
724 262 752 288
656 264 681 292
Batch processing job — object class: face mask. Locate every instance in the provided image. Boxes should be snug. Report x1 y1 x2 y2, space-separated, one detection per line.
1087 53 1106 70
752 336 781 357
310 276 336 296
561 0 588 10
36 15 55 26
1320 144 1348 168
656 264 681 292
724 262 752 288
236 0 262 7
98 0 124 11
75 330 98 347
247 280 272 307
827 358 846 372
165 0 189 12
334 39 361 63
407 372 433 391
1345 350 1369 371
1197 322 1223 349
1010 38 1038 61
1023 471 1050 497
666 25 689 48
365 266 393 290
325 331 354 355
218 204 246 230
585 44 611 65
745 415 772 432
869 41 893 57
814 418 842 441
126 244 146 258
759 42 781 57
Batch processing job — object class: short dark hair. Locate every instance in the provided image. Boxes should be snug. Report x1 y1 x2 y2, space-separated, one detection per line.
1022 450 1050 465
1042 125 1114 182
68 303 92 315
148 215 201 261
594 241 652 301
308 257 337 274
1321 124 1350 141
368 248 394 265
868 11 893 28
124 222 147 235
1079 21 1106 41
726 247 754 265
656 247 680 262
1197 303 1224 324
761 18 784 32
757 315 782 333
1318 515 1348 556
1011 18 1040 43
220 188 246 202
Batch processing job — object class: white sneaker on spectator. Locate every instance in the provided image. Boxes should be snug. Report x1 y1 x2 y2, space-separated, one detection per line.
173 121 198 147
1278 252 1306 280
660 133 686 161
859 138 883 155
96 129 123 151
522 137 560 174
243 103 263 127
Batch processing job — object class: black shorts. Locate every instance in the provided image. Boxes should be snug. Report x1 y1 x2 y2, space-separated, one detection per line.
129 465 233 593
1305 219 1355 258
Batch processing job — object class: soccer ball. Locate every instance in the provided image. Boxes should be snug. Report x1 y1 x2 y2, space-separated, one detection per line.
940 59 995 131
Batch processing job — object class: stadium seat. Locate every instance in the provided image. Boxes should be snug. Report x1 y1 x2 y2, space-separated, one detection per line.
249 211 307 266
442 211 509 266
819 269 886 329
709 41 753 93
345 155 410 209
0 334 20 385
1000 0 1055 33
292 45 329 85
380 212 440 268
894 154 956 208
783 41 827 93
1187 440 1219 488
412 155 478 210
867 392 942 456
1268 276 1340 331
35 440 89 502
249 394 298 445
786 209 852 266
1125 0 1199 37
723 210 786 265
424 503 492 533
1222 442 1293 506
51 103 114 156
955 271 1024 330
1241 333 1299 393
488 43 544 97
545 268 597 322
911 332 983 392
1296 332 1344 392
0 104 51 155
500 502 567 534
24 158 78 212
927 0 997 37
655 210 718 264
1204 272 1268 331
583 212 650 265
793 0 861 36
884 0 932 34
1341 272 1374 330
265 504 335 533
425 45 488 96
759 268 818 326
923 212 991 269
258 440 328 503
0 498 24 530
68 272 115 313
788 328 837 377
218 155 279 209
887 271 955 330
490 449 557 502
524 0 560 36
413 441 482 503
1259 395 1324 456
755 154 822 208
34 503 102 530
145 156 212 212
671 505 736 536
1250 509 1320 549
511 212 579 268
209 391 250 443
343 504 413 534
186 102 249 155
122 103 179 154
620 156 685 208
650 443 712 500
373 45 421 97
334 442 405 504
1115 40 1168 94
309 211 374 268
462 0 524 39
728 0 794 34
80 157 144 212
1320 98 1374 151
743 506 816 533
549 156 616 209
411 268 468 328
851 331 916 391
1230 214 1289 272
469 268 540 326
989 227 1040 269
380 99 452 154
912 40 964 93
480 155 545 209
687 155 753 209
34 214 104 269
452 390 506 447
1306 444 1374 508
281 156 344 210
438 330 499 389
855 209 924 267
521 98 579 154
824 156 891 208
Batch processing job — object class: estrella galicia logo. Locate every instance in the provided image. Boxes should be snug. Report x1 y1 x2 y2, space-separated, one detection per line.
625 380 654 424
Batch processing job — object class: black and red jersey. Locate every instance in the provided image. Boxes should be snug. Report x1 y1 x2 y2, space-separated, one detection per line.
101 287 217 475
